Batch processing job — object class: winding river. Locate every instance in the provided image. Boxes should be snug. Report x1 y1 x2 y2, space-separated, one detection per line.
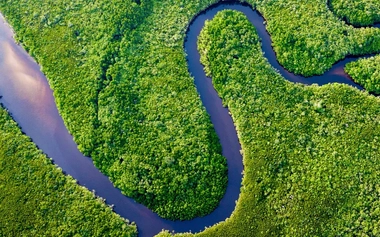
0 1 379 237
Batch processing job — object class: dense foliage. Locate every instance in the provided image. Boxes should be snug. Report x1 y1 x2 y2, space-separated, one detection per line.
328 0 380 95
0 0 228 220
2 0 380 225
0 105 136 236
255 0 380 76
329 0 380 26
346 56 380 94
158 10 380 236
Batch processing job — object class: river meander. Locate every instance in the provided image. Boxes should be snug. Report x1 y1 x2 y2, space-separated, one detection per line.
0 2 379 237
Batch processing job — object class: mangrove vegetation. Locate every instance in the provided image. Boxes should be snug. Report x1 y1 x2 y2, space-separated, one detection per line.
1 0 380 235
0 0 227 220
159 7 380 237
0 105 137 236
329 0 380 26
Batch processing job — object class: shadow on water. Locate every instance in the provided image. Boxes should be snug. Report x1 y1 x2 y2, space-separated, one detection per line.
0 1 379 236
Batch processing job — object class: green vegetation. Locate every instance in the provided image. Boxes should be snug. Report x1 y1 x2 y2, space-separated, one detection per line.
0 105 136 236
329 0 380 26
255 0 380 76
0 0 227 220
328 0 380 95
158 9 380 236
346 56 380 94
1 0 380 226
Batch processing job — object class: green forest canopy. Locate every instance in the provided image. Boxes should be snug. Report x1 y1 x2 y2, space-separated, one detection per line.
329 0 380 95
0 0 379 235
329 0 380 26
0 105 136 236
159 8 380 236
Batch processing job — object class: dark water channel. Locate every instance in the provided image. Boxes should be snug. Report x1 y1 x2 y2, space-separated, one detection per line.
0 2 379 237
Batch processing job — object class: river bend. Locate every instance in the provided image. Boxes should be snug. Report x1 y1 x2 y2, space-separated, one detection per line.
0 2 379 236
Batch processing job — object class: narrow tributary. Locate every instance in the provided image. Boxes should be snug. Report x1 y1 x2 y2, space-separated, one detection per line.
0 2 379 237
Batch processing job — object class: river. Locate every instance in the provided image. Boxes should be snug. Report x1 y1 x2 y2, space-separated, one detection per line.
0 2 379 236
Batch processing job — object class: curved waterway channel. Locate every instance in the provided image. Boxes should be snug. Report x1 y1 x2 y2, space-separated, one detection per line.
0 2 379 236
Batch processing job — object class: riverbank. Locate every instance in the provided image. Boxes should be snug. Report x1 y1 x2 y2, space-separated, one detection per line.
159 7 380 236
1 0 380 236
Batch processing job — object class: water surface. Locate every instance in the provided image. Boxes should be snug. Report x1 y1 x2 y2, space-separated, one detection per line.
0 2 379 236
